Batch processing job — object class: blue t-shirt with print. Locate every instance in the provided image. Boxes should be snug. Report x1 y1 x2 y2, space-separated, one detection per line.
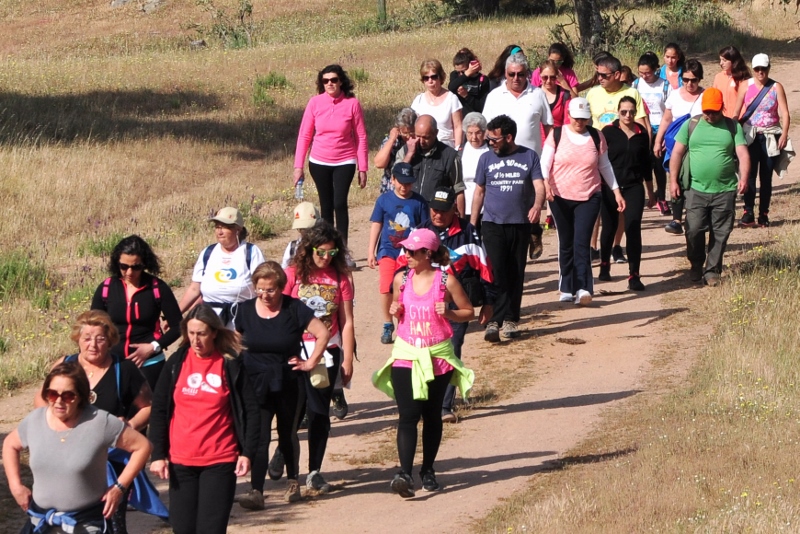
475 146 542 224
370 191 430 260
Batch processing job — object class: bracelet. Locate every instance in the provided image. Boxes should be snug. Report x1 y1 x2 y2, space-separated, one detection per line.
114 482 126 493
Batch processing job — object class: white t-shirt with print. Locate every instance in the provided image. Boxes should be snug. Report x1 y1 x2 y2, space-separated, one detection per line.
192 242 265 307
634 77 671 132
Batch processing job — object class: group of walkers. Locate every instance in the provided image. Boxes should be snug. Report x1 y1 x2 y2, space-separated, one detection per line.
2 38 793 534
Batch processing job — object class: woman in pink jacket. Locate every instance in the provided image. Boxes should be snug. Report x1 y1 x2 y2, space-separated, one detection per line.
294 65 369 248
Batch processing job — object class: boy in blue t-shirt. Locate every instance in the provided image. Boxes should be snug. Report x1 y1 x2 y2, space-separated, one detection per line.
368 162 430 344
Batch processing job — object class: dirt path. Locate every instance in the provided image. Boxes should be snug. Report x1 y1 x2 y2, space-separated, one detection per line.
2 62 798 534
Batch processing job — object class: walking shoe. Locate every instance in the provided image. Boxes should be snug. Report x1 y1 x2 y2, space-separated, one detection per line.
421 470 440 492
484 322 500 343
500 321 520 339
390 472 415 498
657 200 672 216
306 470 331 494
628 274 646 291
598 262 611 282
284 479 302 503
704 274 721 287
574 289 592 306
739 210 756 228
689 264 703 283
590 247 600 262
380 322 394 344
238 489 265 511
612 245 627 264
559 292 573 302
267 448 285 481
529 234 543 260
345 254 357 269
299 412 309 430
441 410 457 423
758 213 770 227
331 389 348 420
544 214 555 230
664 221 684 235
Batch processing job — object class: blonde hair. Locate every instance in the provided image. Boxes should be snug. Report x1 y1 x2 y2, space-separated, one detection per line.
70 310 120 347
419 59 446 82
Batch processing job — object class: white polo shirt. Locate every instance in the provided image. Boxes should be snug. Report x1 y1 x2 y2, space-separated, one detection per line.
482 81 554 155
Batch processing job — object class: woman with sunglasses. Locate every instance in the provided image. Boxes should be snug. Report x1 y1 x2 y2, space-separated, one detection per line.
654 59 705 235
91 235 182 391
5 361 151 534
282 221 354 495
373 228 474 497
411 59 463 149
294 64 368 246
233 261 330 509
531 42 579 97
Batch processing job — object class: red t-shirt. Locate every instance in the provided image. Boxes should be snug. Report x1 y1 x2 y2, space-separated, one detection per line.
169 349 239 466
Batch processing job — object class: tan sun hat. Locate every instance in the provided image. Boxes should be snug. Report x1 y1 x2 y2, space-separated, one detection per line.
292 202 320 230
209 206 244 227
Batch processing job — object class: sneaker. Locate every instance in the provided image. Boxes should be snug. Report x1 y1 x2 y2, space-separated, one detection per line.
331 390 348 420
740 211 756 228
574 289 592 306
665 221 684 235
612 245 627 264
500 321 519 339
559 292 573 302
704 274 721 287
345 254 357 269
484 322 500 343
421 470 440 492
238 489 265 511
598 262 611 282
590 247 600 262
441 410 457 423
284 479 301 503
628 274 645 291
544 215 555 230
306 470 330 494
380 322 394 344
758 213 770 227
657 200 672 216
390 472 415 498
267 448 285 481
529 234 543 260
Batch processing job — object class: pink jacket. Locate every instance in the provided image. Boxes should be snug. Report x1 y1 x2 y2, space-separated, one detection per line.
294 92 369 171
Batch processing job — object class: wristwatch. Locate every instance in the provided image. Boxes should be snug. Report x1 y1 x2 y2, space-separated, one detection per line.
151 341 162 354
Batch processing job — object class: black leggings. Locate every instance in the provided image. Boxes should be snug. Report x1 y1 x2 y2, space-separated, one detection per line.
600 183 646 275
306 348 342 473
392 367 453 476
169 462 236 534
251 378 304 491
309 162 356 242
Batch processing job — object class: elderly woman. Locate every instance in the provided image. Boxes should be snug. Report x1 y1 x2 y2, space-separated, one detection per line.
411 59 463 149
91 235 182 391
294 64 368 244
4 361 151 534
374 108 417 194
460 112 490 221
179 207 265 327
233 261 330 509
149 305 260 534
540 98 625 306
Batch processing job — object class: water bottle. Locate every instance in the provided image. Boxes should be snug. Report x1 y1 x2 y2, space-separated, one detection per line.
294 179 304 200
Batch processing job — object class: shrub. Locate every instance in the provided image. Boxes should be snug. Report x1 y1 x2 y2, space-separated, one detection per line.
78 232 125 257
0 252 49 302
196 0 255 49
350 68 369 84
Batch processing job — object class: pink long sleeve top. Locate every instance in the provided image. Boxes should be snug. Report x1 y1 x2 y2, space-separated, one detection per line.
294 92 369 171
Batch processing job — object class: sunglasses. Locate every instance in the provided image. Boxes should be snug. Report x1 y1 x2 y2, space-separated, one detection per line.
619 109 635 116
322 77 340 85
422 74 440 81
552 59 564 65
45 389 78 404
506 72 527 79
681 76 700 83
597 72 614 80
541 75 557 81
753 66 769 73
486 136 503 144
313 247 339 258
119 263 144 272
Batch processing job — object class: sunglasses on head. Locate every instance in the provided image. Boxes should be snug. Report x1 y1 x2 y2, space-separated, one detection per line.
313 247 339 258
422 74 440 81
681 76 699 83
322 77 340 85
506 72 527 79
45 389 78 404
119 263 144 272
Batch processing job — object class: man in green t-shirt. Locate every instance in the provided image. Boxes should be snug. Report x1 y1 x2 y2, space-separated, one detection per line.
668 87 750 286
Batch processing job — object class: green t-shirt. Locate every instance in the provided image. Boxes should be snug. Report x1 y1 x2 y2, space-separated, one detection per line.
676 117 746 194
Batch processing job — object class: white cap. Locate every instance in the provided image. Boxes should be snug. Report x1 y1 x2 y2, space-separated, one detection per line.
752 53 770 69
568 97 591 120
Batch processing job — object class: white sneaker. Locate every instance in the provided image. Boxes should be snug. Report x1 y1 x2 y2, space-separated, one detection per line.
574 289 592 306
559 292 573 302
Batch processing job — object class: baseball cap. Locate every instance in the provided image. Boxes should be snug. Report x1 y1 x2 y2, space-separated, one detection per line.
399 228 440 251
752 53 770 69
701 87 724 112
392 162 416 184
292 202 320 230
568 97 591 120
429 187 456 211
209 206 244 227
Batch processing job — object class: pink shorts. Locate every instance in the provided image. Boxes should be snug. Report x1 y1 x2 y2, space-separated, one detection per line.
378 257 398 294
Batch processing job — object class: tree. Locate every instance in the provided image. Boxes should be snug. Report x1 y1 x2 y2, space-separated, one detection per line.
573 0 605 54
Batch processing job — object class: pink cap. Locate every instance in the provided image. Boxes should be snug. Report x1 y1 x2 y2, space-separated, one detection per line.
399 228 440 251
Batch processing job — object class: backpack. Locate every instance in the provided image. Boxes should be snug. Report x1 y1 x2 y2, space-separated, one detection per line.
201 242 254 275
553 126 600 153
674 115 738 190
101 276 163 342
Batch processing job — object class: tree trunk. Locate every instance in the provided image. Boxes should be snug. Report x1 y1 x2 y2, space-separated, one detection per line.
473 0 500 14
573 0 604 54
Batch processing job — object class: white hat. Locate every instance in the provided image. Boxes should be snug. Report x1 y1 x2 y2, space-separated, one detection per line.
568 97 591 120
752 53 770 69
209 206 244 227
292 202 320 230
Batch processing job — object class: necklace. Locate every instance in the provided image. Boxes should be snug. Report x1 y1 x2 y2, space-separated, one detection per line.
58 428 74 443
48 409 76 442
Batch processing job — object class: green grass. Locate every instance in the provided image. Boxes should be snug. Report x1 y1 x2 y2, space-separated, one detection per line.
77 232 125 258
0 252 49 302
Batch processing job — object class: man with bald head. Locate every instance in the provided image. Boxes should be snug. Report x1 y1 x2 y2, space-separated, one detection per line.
396 114 466 215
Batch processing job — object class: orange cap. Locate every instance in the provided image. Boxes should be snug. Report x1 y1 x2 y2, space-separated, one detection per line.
701 87 724 112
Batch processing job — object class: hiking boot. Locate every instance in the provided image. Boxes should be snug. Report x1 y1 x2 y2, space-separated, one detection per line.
484 322 500 343
559 292 574 302
657 200 672 216
441 410 457 423
704 274 721 287
598 262 611 282
268 448 284 481
380 322 394 344
500 321 520 339
758 213 770 227
529 234 543 260
740 210 756 228
284 479 301 503
574 289 592 306
544 215 555 230
331 390 348 420
590 247 600 262
238 489 265 511
665 221 684 235
628 274 646 291
421 470 440 492
612 245 627 264
306 470 330 494
390 472 415 498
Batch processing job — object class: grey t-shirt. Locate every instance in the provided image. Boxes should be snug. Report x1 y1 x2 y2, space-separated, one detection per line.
474 146 542 224
18 406 124 511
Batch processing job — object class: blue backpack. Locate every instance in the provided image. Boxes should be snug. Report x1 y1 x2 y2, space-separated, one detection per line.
661 113 693 173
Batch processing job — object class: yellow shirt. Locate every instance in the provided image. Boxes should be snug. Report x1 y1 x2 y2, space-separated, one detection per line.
585 85 646 128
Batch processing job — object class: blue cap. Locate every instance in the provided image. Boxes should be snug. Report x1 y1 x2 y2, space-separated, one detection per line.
392 162 416 184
